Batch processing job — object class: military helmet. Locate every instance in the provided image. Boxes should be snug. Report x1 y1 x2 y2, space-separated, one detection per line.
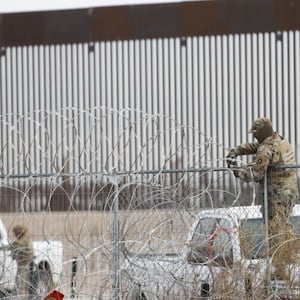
13 224 28 236
248 117 273 133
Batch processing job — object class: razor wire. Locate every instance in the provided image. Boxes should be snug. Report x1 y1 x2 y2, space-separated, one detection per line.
0 107 297 299
0 107 244 212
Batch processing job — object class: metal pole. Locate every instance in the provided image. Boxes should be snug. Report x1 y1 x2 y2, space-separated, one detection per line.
112 168 120 300
263 174 271 296
71 257 77 298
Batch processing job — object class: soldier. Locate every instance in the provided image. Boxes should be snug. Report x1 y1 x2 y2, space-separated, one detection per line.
10 225 34 297
227 117 299 279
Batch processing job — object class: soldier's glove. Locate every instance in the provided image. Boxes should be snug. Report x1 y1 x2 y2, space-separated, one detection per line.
226 149 238 168
227 160 239 178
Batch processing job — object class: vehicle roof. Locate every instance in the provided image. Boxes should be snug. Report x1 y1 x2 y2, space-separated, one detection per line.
195 204 300 222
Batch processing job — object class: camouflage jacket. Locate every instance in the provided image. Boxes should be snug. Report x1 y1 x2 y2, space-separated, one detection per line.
10 237 34 266
233 132 299 202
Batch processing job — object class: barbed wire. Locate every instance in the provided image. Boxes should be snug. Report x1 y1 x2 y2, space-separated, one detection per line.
0 108 298 299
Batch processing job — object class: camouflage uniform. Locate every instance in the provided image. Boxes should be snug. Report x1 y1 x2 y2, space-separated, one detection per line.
227 118 299 279
228 118 298 217
11 225 34 298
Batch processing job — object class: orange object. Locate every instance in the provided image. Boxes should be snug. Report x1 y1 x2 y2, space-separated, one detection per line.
44 290 64 300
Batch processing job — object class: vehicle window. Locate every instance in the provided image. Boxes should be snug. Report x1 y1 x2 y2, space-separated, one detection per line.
240 216 300 259
187 217 234 266
290 216 300 233
240 218 265 259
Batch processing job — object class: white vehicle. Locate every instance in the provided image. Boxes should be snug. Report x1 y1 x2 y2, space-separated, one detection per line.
121 204 300 299
0 219 63 297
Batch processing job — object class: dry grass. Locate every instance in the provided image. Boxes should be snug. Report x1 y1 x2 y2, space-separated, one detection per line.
1 210 300 299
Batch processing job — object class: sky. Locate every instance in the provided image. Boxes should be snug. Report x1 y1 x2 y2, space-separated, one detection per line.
0 0 190 13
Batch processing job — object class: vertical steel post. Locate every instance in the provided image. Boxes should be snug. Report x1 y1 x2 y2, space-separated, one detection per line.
112 169 120 300
263 174 271 295
71 256 77 298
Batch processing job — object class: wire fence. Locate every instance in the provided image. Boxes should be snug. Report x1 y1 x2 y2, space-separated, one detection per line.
0 109 300 299
1 163 300 298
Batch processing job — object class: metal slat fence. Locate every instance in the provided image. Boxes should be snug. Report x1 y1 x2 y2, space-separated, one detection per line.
0 32 300 211
0 33 300 166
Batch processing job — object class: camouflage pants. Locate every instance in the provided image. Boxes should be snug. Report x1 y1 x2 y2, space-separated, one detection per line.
16 264 31 299
257 188 298 280
268 202 295 280
269 202 292 241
